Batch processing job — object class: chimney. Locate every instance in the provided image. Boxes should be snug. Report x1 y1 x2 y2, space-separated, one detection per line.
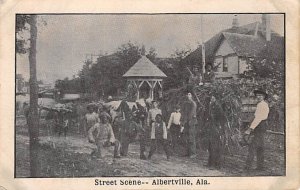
262 14 271 41
232 15 239 28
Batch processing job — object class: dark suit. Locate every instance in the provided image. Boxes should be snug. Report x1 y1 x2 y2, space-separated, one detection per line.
182 99 197 156
207 101 225 168
246 120 267 169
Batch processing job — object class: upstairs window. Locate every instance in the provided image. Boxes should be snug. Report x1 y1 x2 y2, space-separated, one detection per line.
223 57 228 72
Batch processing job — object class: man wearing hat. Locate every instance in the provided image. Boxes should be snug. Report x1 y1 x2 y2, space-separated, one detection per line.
244 88 269 171
181 92 198 158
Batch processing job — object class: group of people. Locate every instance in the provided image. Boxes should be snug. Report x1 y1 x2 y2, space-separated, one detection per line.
83 94 198 161
83 87 270 172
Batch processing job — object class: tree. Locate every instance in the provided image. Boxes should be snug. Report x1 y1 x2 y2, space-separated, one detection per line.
170 46 193 86
146 47 157 62
56 42 158 98
16 14 40 177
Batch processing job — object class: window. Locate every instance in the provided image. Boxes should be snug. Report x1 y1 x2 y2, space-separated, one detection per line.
223 57 228 72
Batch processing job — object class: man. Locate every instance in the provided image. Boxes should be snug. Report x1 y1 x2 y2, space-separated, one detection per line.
206 95 226 169
244 88 269 171
118 113 143 158
181 92 198 158
133 101 148 159
203 64 215 84
88 114 120 159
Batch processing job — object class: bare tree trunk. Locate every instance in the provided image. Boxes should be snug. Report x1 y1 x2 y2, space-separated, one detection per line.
28 15 40 177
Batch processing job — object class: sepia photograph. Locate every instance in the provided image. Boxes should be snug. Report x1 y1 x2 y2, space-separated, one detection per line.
15 13 285 178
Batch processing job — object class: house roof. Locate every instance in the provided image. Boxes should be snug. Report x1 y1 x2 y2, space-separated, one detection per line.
183 21 284 66
222 32 267 57
123 56 167 78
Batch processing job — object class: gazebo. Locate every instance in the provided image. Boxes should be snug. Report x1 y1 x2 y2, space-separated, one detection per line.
123 56 167 100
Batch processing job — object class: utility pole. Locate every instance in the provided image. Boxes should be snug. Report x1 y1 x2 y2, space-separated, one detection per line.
201 15 206 76
28 14 40 177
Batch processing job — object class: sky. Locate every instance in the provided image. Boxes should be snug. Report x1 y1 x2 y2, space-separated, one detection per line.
16 14 284 83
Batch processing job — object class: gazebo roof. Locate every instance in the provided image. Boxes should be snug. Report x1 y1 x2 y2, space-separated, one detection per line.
123 56 167 78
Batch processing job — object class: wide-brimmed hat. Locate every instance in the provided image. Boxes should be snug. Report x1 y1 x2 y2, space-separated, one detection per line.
254 88 268 98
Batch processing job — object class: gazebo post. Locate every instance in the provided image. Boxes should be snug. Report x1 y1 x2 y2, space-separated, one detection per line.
150 87 154 100
136 87 140 100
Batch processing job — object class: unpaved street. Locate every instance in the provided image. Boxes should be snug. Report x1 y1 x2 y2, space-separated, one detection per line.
16 118 284 177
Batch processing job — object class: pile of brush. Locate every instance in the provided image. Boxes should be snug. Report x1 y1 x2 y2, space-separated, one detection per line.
163 78 284 155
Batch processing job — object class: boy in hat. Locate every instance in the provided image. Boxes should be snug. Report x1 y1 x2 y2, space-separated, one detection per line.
244 88 269 171
148 114 170 160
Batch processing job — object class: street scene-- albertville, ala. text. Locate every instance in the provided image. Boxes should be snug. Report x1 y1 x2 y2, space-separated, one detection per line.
16 14 285 177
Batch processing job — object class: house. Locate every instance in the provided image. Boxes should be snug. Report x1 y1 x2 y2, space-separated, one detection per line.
213 32 275 75
182 14 284 78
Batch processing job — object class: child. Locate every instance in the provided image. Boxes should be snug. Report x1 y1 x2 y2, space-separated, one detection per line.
167 105 182 150
88 114 120 158
147 100 162 127
85 104 100 135
148 114 170 160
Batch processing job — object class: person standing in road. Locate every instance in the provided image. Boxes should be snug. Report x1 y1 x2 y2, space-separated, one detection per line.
147 100 162 142
206 95 226 169
147 100 162 127
167 105 182 151
84 104 100 136
244 88 269 171
148 114 170 160
181 92 198 158
133 101 148 160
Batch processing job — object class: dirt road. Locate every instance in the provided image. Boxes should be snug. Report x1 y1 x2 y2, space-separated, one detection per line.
15 118 285 177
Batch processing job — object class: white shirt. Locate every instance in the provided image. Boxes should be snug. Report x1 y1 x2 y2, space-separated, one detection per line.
250 100 269 129
167 112 181 129
147 108 162 125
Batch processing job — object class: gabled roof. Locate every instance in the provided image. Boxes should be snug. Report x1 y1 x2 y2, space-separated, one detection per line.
222 32 267 57
182 21 284 65
123 56 167 78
